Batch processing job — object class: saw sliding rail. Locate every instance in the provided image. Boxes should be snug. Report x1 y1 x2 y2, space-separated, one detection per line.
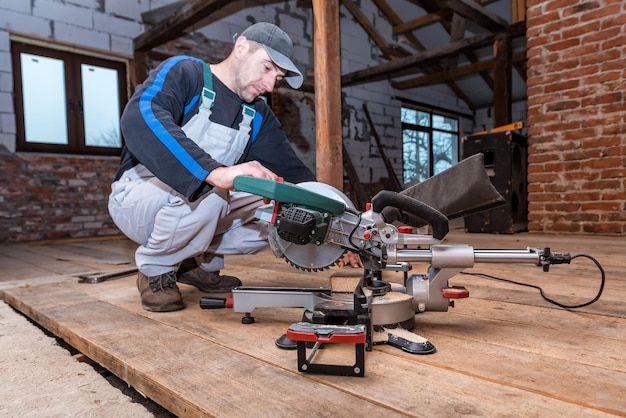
392 246 545 265
382 245 570 313
229 246 566 317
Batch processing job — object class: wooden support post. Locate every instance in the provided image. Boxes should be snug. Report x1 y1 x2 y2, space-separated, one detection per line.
312 0 343 190
130 51 149 89
511 0 526 23
492 32 512 127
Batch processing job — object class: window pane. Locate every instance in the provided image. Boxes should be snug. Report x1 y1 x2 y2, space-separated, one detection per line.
81 64 122 148
21 53 68 144
432 114 458 131
433 131 458 175
403 129 430 183
401 108 429 127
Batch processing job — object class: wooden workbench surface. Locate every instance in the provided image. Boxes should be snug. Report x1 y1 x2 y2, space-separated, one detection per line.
1 231 624 417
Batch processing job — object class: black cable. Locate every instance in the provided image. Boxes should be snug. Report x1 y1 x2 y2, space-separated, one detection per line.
460 253 605 309
344 208 364 252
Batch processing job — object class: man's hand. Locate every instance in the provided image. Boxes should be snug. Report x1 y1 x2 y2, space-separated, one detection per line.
337 251 363 268
205 161 278 190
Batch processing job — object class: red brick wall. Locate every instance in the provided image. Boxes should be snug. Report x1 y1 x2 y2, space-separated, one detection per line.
0 152 122 242
526 0 626 234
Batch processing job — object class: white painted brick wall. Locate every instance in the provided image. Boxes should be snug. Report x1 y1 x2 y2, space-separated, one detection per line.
473 101 527 135
54 21 109 50
0 92 12 113
1 112 16 134
0 132 15 152
105 0 144 20
110 34 134 56
0 8 52 38
67 0 101 9
93 12 143 38
0 51 10 73
0 72 12 93
33 0 93 29
1 0 31 13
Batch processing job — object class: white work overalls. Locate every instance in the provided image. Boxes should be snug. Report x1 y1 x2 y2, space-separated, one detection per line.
108 63 269 276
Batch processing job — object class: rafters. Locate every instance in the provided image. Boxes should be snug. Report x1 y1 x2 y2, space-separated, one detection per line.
132 0 527 110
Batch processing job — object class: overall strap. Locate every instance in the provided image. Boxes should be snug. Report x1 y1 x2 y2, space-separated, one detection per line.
240 104 256 130
201 60 257 134
200 62 215 110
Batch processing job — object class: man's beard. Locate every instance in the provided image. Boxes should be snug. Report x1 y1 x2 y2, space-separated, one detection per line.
233 74 256 103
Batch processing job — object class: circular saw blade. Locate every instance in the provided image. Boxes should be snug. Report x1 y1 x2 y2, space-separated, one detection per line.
270 228 345 271
272 182 355 271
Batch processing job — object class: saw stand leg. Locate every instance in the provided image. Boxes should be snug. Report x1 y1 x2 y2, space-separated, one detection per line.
242 313 255 324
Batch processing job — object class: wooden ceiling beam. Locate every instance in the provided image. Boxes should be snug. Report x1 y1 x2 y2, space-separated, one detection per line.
140 0 186 26
374 0 477 109
342 31 494 86
134 0 232 52
394 0 500 35
393 12 449 36
373 0 426 51
444 0 508 31
342 20 525 86
392 50 525 89
341 0 410 59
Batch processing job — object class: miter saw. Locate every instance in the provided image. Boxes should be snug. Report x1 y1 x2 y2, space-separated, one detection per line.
201 155 603 377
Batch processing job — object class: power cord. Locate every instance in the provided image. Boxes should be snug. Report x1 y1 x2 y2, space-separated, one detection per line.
460 253 606 309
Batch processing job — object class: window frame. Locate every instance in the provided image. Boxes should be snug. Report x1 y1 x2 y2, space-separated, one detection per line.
401 103 460 184
11 40 128 156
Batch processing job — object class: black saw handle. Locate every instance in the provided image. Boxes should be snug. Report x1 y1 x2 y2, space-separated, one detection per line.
371 190 449 240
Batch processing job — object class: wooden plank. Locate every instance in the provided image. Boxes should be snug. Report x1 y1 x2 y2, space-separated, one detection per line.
1 231 625 416
0 244 88 278
3 275 619 416
313 0 343 189
44 243 132 265
2 283 403 417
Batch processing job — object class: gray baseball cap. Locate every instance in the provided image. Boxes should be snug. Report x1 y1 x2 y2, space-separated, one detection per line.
240 22 303 89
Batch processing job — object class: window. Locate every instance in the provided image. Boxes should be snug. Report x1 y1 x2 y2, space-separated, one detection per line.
11 41 127 155
401 104 459 184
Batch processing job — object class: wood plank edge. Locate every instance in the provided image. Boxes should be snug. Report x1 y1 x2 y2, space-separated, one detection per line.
1 290 210 417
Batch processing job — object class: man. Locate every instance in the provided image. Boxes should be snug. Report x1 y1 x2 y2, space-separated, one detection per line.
108 22 318 312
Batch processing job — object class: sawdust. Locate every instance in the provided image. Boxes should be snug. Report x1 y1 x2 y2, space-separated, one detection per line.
372 326 429 345
0 301 174 417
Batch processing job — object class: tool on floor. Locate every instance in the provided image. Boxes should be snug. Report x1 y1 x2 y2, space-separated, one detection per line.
201 154 605 376
77 267 138 283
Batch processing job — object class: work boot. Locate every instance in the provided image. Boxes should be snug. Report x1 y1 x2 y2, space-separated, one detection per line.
177 267 242 293
136 271 184 312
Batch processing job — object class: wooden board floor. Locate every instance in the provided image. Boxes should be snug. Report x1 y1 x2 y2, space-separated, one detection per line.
1 231 625 417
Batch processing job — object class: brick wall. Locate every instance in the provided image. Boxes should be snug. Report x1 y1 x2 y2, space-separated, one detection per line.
526 0 626 234
0 151 121 242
